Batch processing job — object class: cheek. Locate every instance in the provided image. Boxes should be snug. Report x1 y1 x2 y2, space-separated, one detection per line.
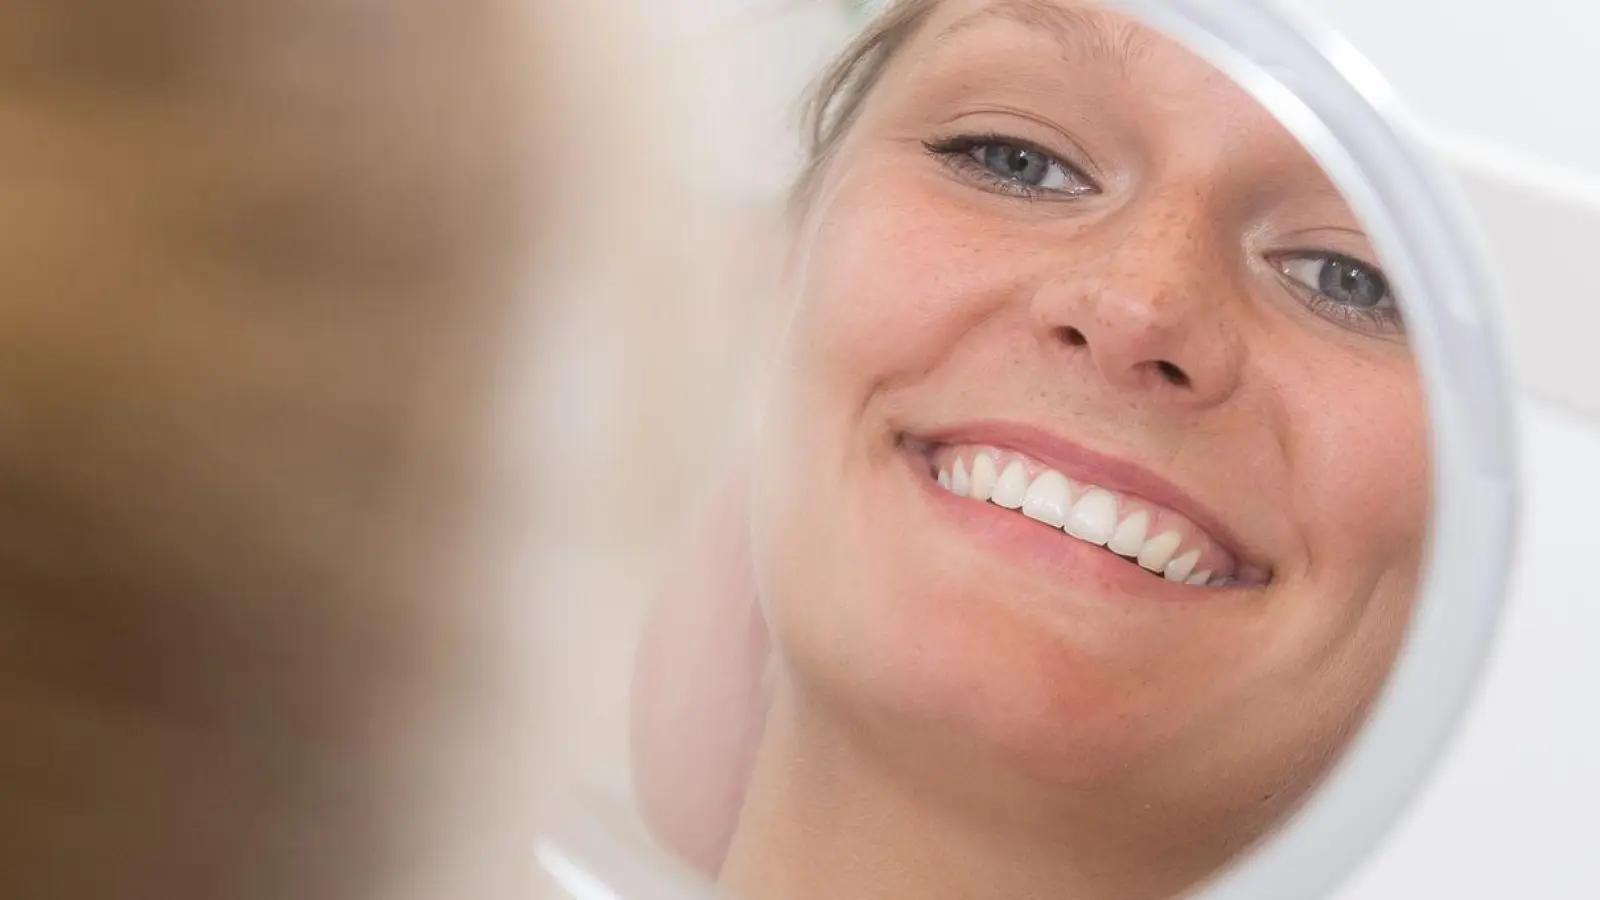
1283 357 1430 570
754 166 1011 565
786 164 1013 399
1258 349 1428 708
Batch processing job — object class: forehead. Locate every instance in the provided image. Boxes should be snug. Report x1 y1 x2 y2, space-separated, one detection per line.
930 0 1159 75
907 0 1248 105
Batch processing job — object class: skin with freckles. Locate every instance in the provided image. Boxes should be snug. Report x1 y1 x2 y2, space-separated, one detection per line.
639 3 1432 900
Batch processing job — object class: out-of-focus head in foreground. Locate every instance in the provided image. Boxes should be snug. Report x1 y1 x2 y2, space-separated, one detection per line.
0 1 660 897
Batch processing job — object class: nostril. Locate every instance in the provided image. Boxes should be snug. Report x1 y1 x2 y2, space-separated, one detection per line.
1057 326 1088 347
1156 360 1190 388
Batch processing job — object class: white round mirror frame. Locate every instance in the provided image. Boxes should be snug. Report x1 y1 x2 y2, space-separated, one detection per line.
533 3 1522 900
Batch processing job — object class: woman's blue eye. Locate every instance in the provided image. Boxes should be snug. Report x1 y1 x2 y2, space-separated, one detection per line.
927 135 1096 197
972 143 1073 189
1276 253 1403 334
1279 254 1392 309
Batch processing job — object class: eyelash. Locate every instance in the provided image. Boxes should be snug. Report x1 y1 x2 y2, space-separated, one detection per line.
922 132 1098 201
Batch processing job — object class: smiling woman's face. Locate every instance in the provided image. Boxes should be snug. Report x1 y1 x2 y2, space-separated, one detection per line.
748 0 1428 860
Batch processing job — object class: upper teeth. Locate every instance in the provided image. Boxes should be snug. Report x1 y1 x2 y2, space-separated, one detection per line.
935 447 1231 588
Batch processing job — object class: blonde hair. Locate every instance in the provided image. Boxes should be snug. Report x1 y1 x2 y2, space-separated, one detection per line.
793 0 941 214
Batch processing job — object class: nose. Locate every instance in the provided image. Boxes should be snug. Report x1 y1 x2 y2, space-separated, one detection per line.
1029 215 1247 406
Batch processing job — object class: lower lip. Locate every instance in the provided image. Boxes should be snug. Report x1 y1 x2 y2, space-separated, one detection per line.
900 447 1232 602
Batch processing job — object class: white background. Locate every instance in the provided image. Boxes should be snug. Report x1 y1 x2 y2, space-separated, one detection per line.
639 1 1600 896
1297 1 1600 897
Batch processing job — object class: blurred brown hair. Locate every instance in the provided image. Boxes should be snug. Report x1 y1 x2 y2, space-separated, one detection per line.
0 2 565 897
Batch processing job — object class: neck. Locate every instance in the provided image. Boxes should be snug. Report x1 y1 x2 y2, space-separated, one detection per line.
719 683 1247 900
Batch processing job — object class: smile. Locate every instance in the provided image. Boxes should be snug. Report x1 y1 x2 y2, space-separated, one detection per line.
910 439 1270 589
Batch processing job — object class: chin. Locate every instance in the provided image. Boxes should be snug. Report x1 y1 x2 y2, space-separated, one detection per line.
763 514 1182 788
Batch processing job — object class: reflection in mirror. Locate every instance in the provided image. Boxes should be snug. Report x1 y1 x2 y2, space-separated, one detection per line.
629 2 1430 900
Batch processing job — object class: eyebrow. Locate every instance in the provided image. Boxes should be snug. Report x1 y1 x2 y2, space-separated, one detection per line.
934 0 1156 75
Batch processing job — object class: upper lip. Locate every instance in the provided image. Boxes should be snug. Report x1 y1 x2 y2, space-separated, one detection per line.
908 419 1272 580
